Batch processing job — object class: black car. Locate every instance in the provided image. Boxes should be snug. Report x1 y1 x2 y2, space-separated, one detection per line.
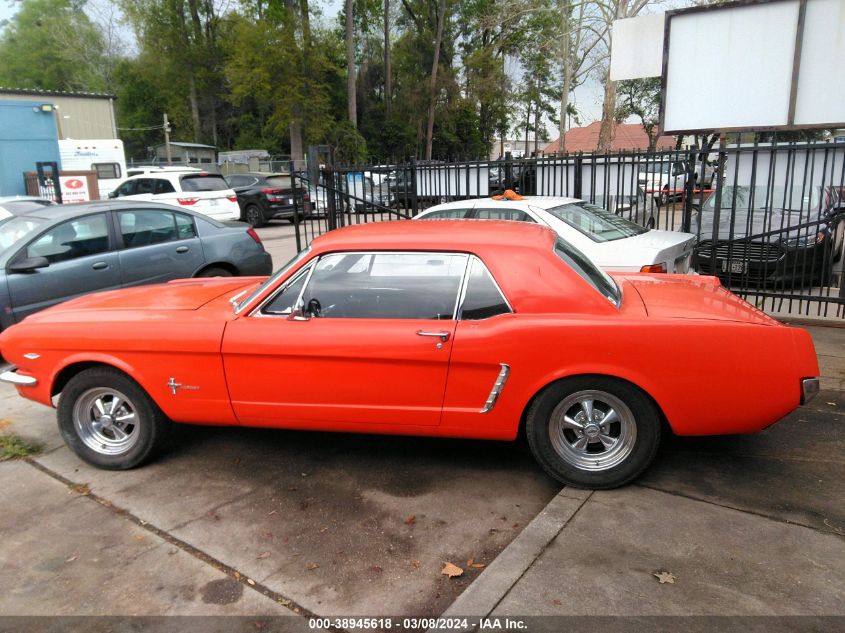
225 172 311 228
693 185 844 286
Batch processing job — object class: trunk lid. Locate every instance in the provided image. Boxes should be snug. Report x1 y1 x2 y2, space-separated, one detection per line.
622 274 778 325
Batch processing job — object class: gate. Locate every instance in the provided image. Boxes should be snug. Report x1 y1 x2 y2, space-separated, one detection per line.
292 142 845 319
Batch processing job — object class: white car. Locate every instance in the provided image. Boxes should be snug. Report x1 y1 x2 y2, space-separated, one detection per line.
415 196 696 273
110 171 240 222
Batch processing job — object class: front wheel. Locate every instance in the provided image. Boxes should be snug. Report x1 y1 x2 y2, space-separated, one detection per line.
244 205 265 228
58 367 170 469
525 376 661 489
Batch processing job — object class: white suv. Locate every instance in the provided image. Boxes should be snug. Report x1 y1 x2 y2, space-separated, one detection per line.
110 171 240 221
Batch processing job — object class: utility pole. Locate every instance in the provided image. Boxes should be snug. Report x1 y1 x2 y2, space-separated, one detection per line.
163 113 173 165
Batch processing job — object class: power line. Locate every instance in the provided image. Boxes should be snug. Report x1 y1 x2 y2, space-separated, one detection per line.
116 123 167 131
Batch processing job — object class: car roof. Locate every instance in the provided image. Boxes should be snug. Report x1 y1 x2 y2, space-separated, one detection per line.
233 172 290 178
124 171 218 180
311 218 558 252
9 200 200 221
420 195 581 213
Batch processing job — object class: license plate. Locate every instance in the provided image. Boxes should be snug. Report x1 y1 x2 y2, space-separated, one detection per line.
720 259 747 274
209 199 219 206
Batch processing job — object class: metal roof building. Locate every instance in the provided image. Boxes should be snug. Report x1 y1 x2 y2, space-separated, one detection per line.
0 88 117 139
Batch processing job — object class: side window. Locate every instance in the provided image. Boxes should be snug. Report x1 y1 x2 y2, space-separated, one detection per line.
93 163 121 180
175 213 197 239
27 215 110 263
474 208 534 222
118 210 178 248
115 180 136 197
262 265 312 315
460 257 511 320
301 252 467 319
227 175 249 188
154 179 176 194
421 208 470 219
135 179 154 195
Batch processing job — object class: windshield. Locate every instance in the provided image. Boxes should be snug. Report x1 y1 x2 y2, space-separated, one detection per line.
180 175 230 192
0 216 49 254
542 201 648 242
639 163 671 174
266 176 292 188
553 238 620 307
236 246 312 312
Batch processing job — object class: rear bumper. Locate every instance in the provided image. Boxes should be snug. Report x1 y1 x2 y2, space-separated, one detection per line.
801 377 820 405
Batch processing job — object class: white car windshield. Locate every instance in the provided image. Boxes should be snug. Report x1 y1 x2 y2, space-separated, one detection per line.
542 201 648 242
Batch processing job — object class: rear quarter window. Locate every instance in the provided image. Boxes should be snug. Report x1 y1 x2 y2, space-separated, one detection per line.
180 175 230 192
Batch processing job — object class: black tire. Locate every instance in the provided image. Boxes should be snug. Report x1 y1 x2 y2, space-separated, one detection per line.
57 367 170 470
659 186 670 206
244 205 265 228
525 376 662 489
196 266 233 278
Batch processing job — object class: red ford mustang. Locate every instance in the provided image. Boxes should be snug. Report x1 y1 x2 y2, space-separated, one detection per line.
0 221 820 488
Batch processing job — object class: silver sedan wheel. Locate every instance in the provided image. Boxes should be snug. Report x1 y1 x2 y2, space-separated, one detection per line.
73 387 141 456
548 389 637 472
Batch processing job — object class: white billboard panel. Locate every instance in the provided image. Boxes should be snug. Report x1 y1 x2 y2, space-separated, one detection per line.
663 1 799 133
609 13 665 81
794 0 845 126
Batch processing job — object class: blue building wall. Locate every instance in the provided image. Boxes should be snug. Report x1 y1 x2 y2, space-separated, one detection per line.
0 100 61 196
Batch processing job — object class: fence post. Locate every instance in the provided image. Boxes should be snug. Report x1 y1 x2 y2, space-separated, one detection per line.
573 153 583 200
682 147 697 233
326 168 338 232
290 160 302 253
410 158 419 216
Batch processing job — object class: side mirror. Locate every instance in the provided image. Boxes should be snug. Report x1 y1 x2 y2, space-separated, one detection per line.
9 256 49 273
287 309 310 322
108 190 118 199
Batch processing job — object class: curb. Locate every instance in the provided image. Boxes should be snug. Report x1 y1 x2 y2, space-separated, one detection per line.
441 487 592 620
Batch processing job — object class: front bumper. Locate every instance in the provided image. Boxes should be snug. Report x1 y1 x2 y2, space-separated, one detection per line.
0 367 37 386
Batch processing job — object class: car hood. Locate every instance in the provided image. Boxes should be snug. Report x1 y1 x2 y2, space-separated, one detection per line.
25 277 265 319
622 274 778 325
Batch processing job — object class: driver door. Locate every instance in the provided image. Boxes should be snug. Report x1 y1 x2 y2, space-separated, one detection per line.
222 251 468 428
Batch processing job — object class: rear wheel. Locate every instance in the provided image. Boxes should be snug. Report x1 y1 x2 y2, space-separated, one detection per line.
58 368 170 470
244 205 265 228
196 266 233 278
526 376 661 489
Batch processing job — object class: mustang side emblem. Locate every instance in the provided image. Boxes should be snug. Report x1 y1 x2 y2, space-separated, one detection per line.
167 377 200 395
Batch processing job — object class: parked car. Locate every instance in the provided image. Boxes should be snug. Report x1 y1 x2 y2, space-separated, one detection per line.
416 195 696 273
125 166 203 177
693 185 845 286
0 197 55 226
224 172 311 228
0 200 271 332
638 159 715 205
109 172 240 222
0 221 819 488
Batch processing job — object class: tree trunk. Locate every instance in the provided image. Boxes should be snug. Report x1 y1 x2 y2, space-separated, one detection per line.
346 0 357 127
384 0 392 116
558 0 571 154
597 77 616 153
424 0 447 160
290 119 304 162
187 66 201 143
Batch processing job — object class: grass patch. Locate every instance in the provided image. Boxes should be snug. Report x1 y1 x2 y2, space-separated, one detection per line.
0 434 42 460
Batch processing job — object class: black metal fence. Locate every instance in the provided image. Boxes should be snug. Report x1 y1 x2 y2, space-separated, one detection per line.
291 141 845 319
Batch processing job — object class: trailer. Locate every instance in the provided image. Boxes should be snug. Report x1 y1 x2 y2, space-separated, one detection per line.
58 139 127 200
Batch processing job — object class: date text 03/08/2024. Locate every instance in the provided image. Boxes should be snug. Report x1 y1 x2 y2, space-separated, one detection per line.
308 617 528 630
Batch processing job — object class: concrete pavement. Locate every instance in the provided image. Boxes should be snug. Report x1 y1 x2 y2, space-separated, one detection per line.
0 323 842 625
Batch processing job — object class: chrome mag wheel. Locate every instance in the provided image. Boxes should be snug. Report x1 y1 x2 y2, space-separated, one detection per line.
73 387 141 456
548 389 637 472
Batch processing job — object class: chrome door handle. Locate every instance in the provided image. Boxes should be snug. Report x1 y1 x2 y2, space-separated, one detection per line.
92 262 108 270
417 330 450 342
176 246 189 253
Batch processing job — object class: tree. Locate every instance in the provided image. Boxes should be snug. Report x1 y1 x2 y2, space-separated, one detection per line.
0 0 109 91
424 0 448 160
346 0 357 127
595 0 658 153
615 76 661 150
